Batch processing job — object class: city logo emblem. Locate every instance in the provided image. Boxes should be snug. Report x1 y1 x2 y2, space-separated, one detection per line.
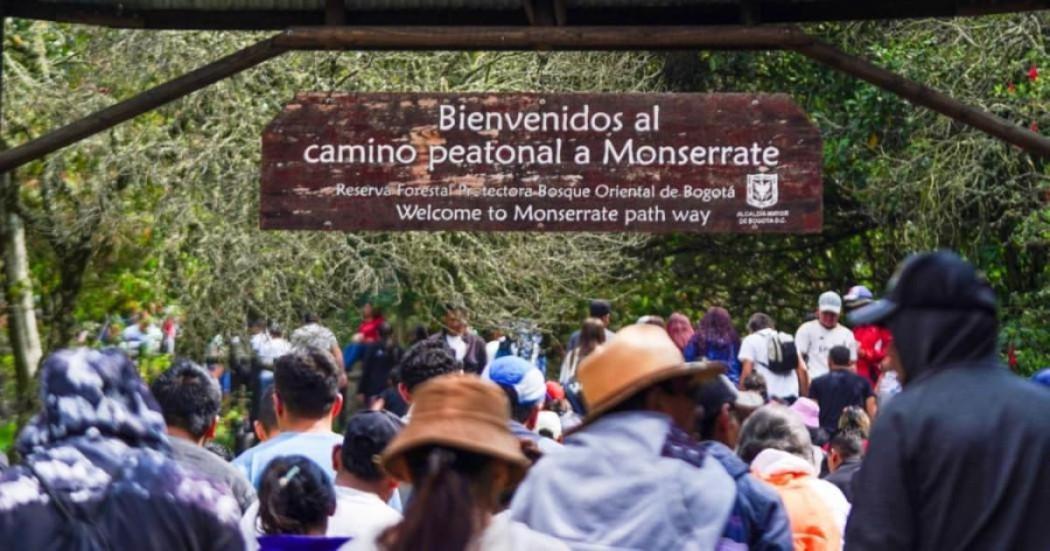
746 173 778 209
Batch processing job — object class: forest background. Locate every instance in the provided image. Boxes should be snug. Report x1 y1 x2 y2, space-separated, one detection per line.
0 12 1047 450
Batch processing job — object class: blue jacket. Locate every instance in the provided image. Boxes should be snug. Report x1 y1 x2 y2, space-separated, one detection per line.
700 441 793 551
509 411 735 550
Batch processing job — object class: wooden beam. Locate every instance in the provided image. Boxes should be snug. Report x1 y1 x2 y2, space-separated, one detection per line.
0 36 286 173
792 39 1050 157
274 25 813 51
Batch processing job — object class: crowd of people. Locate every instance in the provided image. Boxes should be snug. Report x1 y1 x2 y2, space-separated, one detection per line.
1 250 1049 550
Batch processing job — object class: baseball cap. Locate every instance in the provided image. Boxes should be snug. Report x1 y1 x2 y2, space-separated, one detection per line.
1031 369 1050 389
843 285 874 304
818 291 843 314
849 250 997 327
696 374 739 426
545 380 565 401
341 410 404 478
485 356 546 406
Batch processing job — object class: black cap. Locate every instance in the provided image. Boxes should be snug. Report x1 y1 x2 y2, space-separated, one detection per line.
849 251 997 326
341 410 404 478
695 373 739 425
589 299 612 318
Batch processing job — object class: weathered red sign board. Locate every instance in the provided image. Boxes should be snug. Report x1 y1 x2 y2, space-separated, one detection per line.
260 93 822 232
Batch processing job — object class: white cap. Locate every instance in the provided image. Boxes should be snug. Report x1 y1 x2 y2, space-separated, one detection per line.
535 410 563 441
818 291 842 314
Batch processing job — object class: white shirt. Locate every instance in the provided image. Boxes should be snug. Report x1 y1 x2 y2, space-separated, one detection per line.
257 337 292 365
794 321 858 379
446 334 467 361
240 486 401 551
738 328 799 399
341 511 568 551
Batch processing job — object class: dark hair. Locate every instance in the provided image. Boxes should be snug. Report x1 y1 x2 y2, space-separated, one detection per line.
578 317 607 359
259 455 336 535
588 299 612 318
697 307 740 348
742 371 768 402
267 322 284 338
830 431 865 460
302 312 321 324
828 345 852 368
379 447 499 551
274 348 340 419
808 426 830 447
257 383 278 433
747 313 775 333
399 339 460 392
340 411 403 481
150 358 221 440
498 385 538 423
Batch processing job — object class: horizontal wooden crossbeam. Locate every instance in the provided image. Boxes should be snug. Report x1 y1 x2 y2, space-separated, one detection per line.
0 24 1046 174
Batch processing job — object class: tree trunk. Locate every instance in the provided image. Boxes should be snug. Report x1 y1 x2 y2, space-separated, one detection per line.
0 172 43 415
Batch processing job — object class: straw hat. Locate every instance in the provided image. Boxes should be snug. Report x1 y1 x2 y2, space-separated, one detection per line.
380 374 530 484
577 324 725 422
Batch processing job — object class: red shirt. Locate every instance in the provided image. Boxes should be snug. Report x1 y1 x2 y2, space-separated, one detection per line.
852 325 892 384
357 315 384 343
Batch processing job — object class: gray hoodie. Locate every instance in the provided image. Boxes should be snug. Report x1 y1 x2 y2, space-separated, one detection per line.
509 411 736 550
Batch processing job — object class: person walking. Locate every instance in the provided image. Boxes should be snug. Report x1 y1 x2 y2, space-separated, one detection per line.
558 317 606 384
738 313 803 401
0 349 243 550
685 307 742 384
346 374 567 551
427 303 487 374
842 286 892 385
795 292 858 384
509 324 736 550
845 251 1050 550
808 346 877 437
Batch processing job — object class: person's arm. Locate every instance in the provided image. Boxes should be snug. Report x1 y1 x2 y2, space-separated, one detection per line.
330 343 345 370
739 360 754 390
844 409 915 550
797 359 810 397
865 395 878 422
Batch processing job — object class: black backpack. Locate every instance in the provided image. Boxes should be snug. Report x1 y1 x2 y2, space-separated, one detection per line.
764 333 798 374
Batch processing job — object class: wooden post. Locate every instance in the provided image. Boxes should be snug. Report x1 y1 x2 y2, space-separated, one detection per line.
0 35 286 173
792 39 1050 157
274 25 812 51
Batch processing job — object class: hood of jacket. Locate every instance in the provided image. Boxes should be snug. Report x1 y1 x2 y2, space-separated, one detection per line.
887 307 998 384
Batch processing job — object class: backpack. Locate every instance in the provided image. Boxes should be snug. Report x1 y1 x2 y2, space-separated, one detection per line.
764 332 798 374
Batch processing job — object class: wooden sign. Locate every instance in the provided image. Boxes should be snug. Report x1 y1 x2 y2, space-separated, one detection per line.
260 93 822 232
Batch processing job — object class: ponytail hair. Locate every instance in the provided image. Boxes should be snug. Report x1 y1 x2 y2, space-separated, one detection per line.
380 446 498 551
258 455 336 536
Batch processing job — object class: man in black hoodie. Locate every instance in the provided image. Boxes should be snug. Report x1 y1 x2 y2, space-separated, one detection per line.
845 251 1050 550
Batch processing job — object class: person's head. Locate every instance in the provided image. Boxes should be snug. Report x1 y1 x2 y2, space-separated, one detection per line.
837 405 871 438
258 455 336 536
746 312 775 334
267 322 284 339
18 348 167 456
378 375 529 551
817 291 843 329
150 358 222 444
484 356 546 429
334 410 403 500
789 396 821 432
577 324 724 431
742 370 768 402
850 251 999 385
250 318 267 335
378 322 394 343
843 285 874 311
137 313 152 331
255 383 280 442
302 311 321 325
696 374 743 448
588 299 612 326
441 303 468 336
273 348 343 426
397 338 461 403
578 317 607 358
698 307 739 346
828 345 852 371
828 431 865 472
361 302 375 319
665 313 694 351
736 404 813 464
